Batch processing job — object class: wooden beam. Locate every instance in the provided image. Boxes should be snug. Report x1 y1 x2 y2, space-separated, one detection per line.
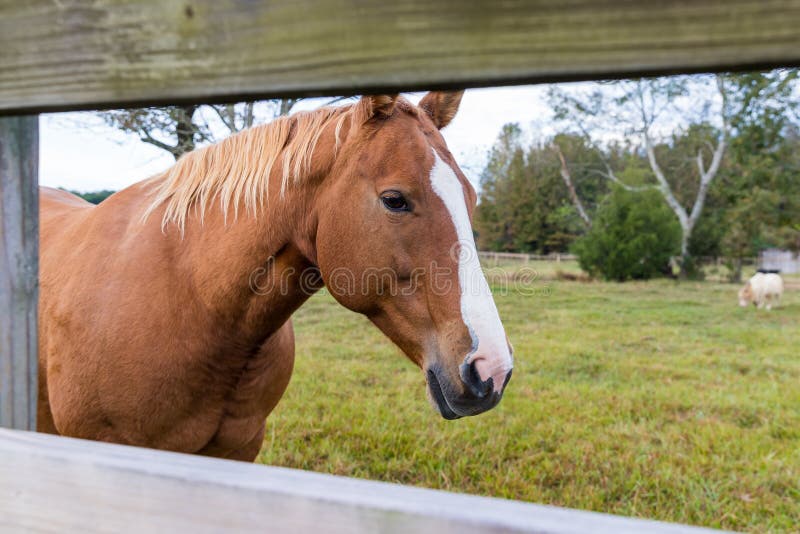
0 117 39 431
2 0 800 114
0 428 726 534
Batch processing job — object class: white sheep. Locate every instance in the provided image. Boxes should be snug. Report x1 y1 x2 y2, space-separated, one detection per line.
738 272 784 310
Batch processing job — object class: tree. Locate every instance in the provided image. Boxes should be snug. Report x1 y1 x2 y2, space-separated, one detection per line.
549 132 617 228
573 187 681 281
721 188 787 281
550 76 731 277
98 99 303 160
717 70 800 280
475 127 603 253
475 124 526 251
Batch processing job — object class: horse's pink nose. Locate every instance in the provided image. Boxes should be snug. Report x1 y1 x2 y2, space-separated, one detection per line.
427 358 512 420
465 340 514 395
460 357 513 399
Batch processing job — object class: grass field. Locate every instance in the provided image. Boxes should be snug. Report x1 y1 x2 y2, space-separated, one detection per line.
257 264 800 532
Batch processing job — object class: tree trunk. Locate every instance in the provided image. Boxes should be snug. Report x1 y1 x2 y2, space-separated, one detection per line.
730 257 743 283
682 220 704 278
279 98 299 117
173 105 199 160
678 226 691 279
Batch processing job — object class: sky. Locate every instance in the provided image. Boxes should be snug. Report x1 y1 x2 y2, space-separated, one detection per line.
39 85 556 193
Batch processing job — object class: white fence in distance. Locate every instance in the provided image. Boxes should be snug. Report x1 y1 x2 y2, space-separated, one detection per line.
479 251 578 263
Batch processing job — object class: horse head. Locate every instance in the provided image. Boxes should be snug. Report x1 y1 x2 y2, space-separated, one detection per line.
312 93 513 419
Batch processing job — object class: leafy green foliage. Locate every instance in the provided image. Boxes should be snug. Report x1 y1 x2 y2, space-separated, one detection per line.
475 127 605 253
716 71 800 258
573 188 681 281
722 187 799 258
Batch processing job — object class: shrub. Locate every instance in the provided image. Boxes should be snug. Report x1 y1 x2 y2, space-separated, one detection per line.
573 187 680 281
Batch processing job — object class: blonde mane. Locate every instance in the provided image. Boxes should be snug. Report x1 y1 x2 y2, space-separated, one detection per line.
143 101 370 232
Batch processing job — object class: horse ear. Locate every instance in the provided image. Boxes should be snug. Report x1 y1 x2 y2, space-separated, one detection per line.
419 91 464 129
360 94 399 120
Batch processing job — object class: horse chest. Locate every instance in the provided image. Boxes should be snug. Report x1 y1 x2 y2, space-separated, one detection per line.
188 321 297 458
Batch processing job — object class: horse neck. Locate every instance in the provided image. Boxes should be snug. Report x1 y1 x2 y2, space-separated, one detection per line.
151 152 331 347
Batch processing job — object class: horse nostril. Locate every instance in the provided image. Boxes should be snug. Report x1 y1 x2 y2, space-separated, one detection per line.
459 359 493 399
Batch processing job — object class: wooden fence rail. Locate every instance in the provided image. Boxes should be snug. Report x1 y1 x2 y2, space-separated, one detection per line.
0 428 727 534
2 0 800 114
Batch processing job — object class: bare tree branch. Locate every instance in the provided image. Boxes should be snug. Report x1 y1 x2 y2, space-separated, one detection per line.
717 75 730 138
586 169 654 193
279 98 300 117
139 130 180 158
209 104 238 132
552 143 592 227
688 137 726 229
696 149 706 177
643 131 690 232
243 102 255 128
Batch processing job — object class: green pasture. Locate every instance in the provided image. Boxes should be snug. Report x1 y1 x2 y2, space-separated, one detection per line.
257 264 799 532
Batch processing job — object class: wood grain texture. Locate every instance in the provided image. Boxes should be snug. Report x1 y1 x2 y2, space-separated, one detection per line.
0 428 726 534
0 116 38 430
1 0 800 114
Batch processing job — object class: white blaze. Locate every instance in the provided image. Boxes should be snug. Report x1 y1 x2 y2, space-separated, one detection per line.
428 151 513 391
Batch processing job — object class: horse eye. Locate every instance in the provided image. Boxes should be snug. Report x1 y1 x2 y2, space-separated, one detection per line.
380 191 410 212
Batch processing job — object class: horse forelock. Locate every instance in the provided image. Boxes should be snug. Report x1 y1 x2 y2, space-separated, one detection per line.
142 97 420 234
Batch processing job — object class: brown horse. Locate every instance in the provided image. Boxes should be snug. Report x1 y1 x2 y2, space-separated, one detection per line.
38 92 513 461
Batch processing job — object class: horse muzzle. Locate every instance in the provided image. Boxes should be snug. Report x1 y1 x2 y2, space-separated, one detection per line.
426 362 512 420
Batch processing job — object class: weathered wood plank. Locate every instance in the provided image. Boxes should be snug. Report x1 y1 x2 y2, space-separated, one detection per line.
0 428 726 534
0 116 38 430
2 0 800 114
